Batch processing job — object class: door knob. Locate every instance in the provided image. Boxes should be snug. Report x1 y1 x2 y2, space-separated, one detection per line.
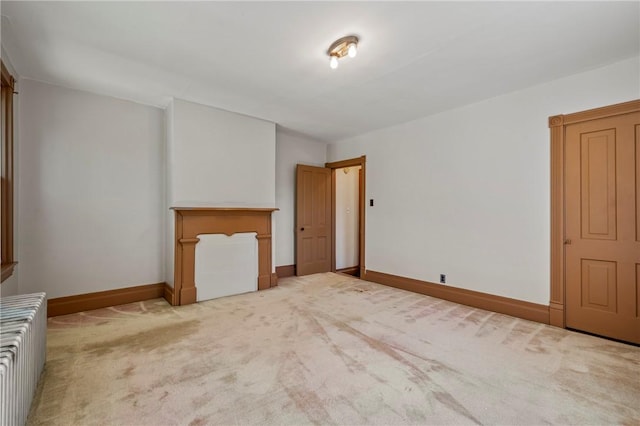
564 239 572 245
300 227 305 231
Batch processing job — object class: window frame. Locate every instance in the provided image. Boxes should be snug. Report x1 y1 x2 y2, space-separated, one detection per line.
1 60 16 282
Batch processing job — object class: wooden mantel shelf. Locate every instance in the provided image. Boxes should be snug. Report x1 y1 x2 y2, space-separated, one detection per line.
171 207 278 306
171 207 278 212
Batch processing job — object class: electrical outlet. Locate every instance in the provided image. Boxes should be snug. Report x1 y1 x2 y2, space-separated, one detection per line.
440 274 446 284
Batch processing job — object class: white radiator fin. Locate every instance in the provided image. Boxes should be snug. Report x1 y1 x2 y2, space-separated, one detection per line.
0 292 47 426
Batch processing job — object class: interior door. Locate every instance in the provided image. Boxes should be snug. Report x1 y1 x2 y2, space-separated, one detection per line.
565 111 640 344
296 165 332 276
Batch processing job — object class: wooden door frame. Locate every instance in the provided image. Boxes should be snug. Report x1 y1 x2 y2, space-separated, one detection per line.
325 156 366 278
548 99 640 328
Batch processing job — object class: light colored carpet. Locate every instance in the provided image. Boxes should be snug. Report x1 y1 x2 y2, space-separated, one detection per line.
28 273 640 425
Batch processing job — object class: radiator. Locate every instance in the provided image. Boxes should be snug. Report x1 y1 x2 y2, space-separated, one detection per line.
0 293 47 426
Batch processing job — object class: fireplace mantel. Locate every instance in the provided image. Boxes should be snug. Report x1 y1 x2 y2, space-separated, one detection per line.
171 207 278 306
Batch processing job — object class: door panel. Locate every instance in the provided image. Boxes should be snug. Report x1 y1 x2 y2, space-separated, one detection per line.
296 165 332 276
580 259 617 313
315 172 329 226
636 264 640 318
580 130 616 240
636 125 640 242
565 111 640 344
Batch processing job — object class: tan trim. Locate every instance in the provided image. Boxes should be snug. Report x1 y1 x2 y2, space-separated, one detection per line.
172 207 278 305
0 262 16 282
48 283 166 317
549 302 564 328
549 99 640 127
1 60 15 282
1 61 15 90
548 99 640 328
325 157 364 170
171 207 277 212
330 169 337 272
364 270 549 324
549 113 566 327
276 264 296 278
359 164 365 279
325 156 366 278
336 266 359 276
163 283 175 306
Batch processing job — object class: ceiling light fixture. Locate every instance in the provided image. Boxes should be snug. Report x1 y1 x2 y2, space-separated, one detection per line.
327 35 359 69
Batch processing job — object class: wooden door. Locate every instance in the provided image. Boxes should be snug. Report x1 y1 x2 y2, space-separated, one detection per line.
296 165 332 276
565 111 640 344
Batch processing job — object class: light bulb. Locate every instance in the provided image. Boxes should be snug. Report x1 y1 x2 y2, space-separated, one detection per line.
329 55 338 69
348 42 357 58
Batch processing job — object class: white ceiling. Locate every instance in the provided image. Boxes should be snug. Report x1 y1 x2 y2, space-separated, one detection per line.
1 1 638 142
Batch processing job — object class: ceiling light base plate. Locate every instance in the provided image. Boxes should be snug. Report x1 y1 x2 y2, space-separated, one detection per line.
327 35 359 59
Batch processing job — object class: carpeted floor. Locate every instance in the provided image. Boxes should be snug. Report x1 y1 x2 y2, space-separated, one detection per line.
28 273 640 425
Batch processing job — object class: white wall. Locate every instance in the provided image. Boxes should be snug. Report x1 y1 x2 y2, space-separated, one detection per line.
0 272 19 298
1 47 20 297
167 98 275 207
18 79 165 298
275 127 327 267
335 166 360 269
328 56 639 305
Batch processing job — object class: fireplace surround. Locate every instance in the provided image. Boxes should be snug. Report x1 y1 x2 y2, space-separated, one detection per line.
171 207 278 305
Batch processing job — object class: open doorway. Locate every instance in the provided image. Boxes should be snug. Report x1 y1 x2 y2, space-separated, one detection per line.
295 156 366 278
334 165 361 277
326 156 366 278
